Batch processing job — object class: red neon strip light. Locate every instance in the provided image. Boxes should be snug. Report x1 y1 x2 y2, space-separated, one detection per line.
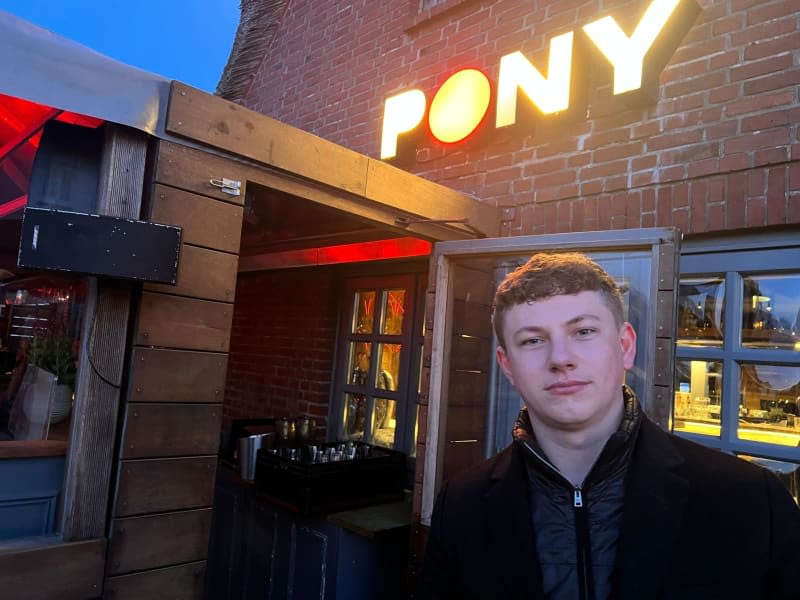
0 194 27 219
239 237 432 271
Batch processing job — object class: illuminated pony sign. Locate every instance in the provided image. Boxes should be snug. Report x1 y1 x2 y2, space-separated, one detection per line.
380 0 700 161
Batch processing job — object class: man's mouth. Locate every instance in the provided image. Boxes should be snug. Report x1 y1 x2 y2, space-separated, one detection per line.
545 381 589 394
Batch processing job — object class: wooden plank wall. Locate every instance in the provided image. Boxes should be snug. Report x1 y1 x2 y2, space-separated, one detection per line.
104 140 245 598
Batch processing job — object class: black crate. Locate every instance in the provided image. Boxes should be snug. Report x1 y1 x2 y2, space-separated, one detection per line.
255 444 405 515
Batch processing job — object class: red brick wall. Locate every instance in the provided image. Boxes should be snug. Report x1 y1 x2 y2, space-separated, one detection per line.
224 268 339 436
242 0 800 235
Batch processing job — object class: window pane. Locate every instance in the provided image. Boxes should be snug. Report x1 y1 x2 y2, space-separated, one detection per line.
738 363 800 447
1 277 86 442
677 277 725 347
380 288 406 335
342 392 366 442
372 397 397 448
351 290 376 334
742 274 800 350
673 359 722 437
347 341 371 387
375 343 401 390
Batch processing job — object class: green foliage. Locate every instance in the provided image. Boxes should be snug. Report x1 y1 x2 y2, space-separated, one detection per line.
30 335 76 386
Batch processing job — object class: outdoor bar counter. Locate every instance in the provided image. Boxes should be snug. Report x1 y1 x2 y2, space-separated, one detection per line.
204 456 411 599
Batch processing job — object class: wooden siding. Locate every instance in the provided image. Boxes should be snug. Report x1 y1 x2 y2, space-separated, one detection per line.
165 82 500 241
0 539 106 600
105 140 243 598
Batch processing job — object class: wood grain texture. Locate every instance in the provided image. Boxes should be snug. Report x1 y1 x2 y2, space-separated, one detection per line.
154 141 247 205
121 403 222 459
144 243 238 302
0 440 68 459
0 539 105 600
115 457 217 516
107 509 212 575
129 347 228 404
136 292 233 352
166 82 368 197
104 561 206 600
150 183 243 253
165 82 499 240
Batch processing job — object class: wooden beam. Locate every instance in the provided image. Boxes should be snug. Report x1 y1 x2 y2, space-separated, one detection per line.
0 539 105 600
60 126 148 541
165 82 500 239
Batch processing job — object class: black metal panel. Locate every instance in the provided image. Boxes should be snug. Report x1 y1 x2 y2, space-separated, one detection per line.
18 207 181 284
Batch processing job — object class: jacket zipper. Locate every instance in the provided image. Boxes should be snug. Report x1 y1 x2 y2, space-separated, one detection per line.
574 486 591 600
522 442 592 600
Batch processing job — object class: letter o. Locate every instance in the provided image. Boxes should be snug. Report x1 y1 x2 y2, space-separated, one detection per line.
428 69 491 144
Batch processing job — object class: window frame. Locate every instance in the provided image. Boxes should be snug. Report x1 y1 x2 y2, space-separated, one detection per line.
677 235 800 463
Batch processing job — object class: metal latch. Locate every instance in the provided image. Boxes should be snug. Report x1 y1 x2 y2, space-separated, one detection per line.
209 177 241 196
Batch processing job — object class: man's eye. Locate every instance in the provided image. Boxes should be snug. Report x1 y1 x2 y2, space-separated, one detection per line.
576 328 596 337
521 337 543 346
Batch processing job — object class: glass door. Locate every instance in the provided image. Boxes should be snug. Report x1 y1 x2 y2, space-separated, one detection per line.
419 228 681 525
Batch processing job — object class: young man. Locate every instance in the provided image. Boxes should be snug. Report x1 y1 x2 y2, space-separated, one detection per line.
418 252 800 600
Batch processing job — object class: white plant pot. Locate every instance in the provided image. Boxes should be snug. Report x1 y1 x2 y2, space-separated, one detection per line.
50 384 73 424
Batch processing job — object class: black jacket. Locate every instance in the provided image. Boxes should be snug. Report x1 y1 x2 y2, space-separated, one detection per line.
418 417 800 599
514 388 641 600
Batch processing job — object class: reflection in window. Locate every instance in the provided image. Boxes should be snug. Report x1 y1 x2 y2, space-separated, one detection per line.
372 398 397 449
738 363 800 448
0 277 85 442
352 290 376 334
342 392 366 442
380 289 405 335
673 359 723 437
348 341 372 387
375 343 401 390
677 277 725 347
742 274 800 351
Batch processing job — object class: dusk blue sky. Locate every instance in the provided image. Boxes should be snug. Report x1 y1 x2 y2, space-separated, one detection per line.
0 0 239 92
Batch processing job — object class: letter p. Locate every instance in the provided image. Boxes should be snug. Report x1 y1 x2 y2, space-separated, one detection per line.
380 90 426 160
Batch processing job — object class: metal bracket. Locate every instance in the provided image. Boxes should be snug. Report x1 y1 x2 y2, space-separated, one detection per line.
209 177 242 196
395 216 485 238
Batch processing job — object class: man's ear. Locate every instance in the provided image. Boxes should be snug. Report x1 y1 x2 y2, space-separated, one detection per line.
620 322 637 370
496 346 515 386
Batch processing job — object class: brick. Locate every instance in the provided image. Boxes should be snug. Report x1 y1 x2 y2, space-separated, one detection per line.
724 90 794 117
766 167 787 225
730 54 794 83
724 129 791 155
746 198 767 226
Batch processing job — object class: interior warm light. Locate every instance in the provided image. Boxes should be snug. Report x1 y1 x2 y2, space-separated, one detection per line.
583 0 680 94
428 69 491 144
496 32 574 127
380 89 426 159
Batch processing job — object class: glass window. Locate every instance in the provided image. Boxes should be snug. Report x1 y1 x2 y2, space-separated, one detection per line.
677 277 725 347
677 243 800 485
351 290 376 334
380 289 405 335
741 274 800 351
334 275 423 455
673 359 723 438
738 363 800 448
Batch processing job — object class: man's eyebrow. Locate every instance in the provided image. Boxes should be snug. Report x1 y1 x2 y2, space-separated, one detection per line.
512 314 602 335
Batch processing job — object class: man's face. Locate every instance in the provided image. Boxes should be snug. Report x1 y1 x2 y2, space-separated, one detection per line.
496 291 636 435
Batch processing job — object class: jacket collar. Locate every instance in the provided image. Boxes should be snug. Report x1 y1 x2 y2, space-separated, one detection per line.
614 418 689 600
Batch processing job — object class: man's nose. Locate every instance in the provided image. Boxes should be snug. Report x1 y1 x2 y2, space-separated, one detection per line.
548 336 575 370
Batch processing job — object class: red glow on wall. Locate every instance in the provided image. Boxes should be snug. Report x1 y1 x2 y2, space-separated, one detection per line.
239 237 433 271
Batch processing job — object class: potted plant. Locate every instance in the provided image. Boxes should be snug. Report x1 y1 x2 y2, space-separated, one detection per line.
29 335 76 423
